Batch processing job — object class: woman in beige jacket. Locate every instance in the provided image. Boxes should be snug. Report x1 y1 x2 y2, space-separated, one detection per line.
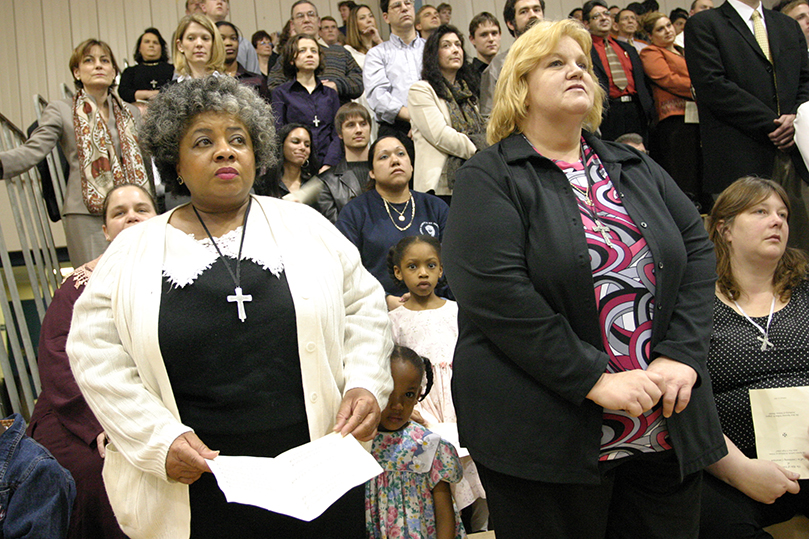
0 39 149 266
408 25 485 203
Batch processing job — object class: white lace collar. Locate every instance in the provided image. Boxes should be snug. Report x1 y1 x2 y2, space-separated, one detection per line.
162 209 284 288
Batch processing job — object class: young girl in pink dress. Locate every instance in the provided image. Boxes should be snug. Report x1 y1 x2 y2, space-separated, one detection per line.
386 235 488 531
365 345 465 539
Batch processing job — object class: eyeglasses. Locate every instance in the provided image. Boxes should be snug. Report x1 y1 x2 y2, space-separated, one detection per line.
590 11 611 20
293 10 318 20
389 1 413 12
257 39 272 45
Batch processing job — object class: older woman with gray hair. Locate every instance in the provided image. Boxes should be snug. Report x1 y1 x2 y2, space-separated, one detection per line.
66 75 393 539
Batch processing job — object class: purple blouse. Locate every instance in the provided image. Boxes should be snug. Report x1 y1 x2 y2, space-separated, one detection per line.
271 79 342 167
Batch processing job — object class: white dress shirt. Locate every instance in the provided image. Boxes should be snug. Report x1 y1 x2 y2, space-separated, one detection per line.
727 0 768 34
363 33 425 124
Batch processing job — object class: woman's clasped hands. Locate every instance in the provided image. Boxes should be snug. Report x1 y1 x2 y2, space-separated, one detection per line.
586 356 697 418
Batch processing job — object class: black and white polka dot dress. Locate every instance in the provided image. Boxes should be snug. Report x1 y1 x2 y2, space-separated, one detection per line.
707 280 809 456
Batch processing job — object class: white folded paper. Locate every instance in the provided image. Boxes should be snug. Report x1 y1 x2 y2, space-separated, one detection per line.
749 385 809 478
206 432 383 521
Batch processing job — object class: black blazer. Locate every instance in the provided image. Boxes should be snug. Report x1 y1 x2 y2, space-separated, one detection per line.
685 2 809 193
443 132 726 484
590 37 654 124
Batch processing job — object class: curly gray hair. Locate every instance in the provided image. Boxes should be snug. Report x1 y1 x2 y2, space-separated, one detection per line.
140 75 277 195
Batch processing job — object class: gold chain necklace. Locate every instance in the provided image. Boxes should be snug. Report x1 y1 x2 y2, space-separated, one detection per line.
383 195 415 231
387 196 410 221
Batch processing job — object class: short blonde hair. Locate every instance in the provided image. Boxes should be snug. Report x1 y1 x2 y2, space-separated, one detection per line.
487 19 605 145
173 14 226 77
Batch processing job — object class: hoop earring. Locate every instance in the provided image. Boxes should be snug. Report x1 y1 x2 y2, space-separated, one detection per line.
303 159 310 169
178 176 184 185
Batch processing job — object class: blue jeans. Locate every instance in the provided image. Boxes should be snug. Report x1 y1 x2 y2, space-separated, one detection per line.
0 413 75 538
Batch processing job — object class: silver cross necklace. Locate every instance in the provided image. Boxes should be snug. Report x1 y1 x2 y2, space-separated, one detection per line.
193 198 253 322
733 295 776 351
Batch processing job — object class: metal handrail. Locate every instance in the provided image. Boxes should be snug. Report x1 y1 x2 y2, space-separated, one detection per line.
0 112 60 312
33 95 67 216
60 83 74 100
0 110 66 417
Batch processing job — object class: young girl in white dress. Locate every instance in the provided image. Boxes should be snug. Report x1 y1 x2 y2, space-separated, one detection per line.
386 235 488 531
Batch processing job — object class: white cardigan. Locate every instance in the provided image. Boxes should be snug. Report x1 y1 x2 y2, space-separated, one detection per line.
66 196 393 539
407 80 478 196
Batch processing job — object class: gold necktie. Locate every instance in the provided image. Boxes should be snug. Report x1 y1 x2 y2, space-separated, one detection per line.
751 10 772 63
605 40 629 90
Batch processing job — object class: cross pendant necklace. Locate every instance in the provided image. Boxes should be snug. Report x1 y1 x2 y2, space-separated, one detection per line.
576 145 614 248
757 335 774 351
193 198 253 322
569 184 594 206
733 295 776 351
313 115 320 127
227 287 251 322
592 220 613 246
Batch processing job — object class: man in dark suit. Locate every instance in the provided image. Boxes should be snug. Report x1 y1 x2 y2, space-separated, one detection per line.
685 0 809 248
583 0 653 141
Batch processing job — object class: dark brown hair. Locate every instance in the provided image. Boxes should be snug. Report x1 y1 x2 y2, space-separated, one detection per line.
282 34 325 79
102 184 157 224
335 102 372 134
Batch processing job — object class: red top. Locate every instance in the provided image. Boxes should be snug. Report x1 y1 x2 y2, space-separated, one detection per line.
592 34 637 98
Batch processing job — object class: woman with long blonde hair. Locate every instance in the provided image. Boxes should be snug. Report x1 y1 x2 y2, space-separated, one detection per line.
343 4 382 66
172 13 225 79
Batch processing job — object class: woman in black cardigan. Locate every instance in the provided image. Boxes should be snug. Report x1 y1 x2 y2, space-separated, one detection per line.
442 19 726 539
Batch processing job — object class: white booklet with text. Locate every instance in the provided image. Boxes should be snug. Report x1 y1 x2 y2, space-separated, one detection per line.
749 386 809 478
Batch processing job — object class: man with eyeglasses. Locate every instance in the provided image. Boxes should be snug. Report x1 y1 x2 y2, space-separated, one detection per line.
320 16 342 46
200 0 261 75
479 0 544 118
267 0 364 104
583 0 652 142
364 0 425 141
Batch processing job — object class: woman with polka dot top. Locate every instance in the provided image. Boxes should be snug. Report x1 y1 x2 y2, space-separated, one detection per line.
702 176 809 538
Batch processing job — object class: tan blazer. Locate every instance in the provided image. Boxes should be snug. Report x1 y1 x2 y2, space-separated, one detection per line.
0 95 141 216
408 81 478 196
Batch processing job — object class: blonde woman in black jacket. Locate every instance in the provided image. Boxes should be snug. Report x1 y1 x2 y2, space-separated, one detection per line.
443 19 725 539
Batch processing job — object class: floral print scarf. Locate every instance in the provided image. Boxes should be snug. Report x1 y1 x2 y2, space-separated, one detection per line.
73 89 149 214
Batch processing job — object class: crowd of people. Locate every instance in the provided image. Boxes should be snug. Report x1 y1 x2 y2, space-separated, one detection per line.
3 0 809 537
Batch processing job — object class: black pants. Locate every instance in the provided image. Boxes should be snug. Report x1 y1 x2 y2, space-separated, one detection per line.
649 115 708 210
700 472 809 539
600 97 648 143
478 451 702 539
